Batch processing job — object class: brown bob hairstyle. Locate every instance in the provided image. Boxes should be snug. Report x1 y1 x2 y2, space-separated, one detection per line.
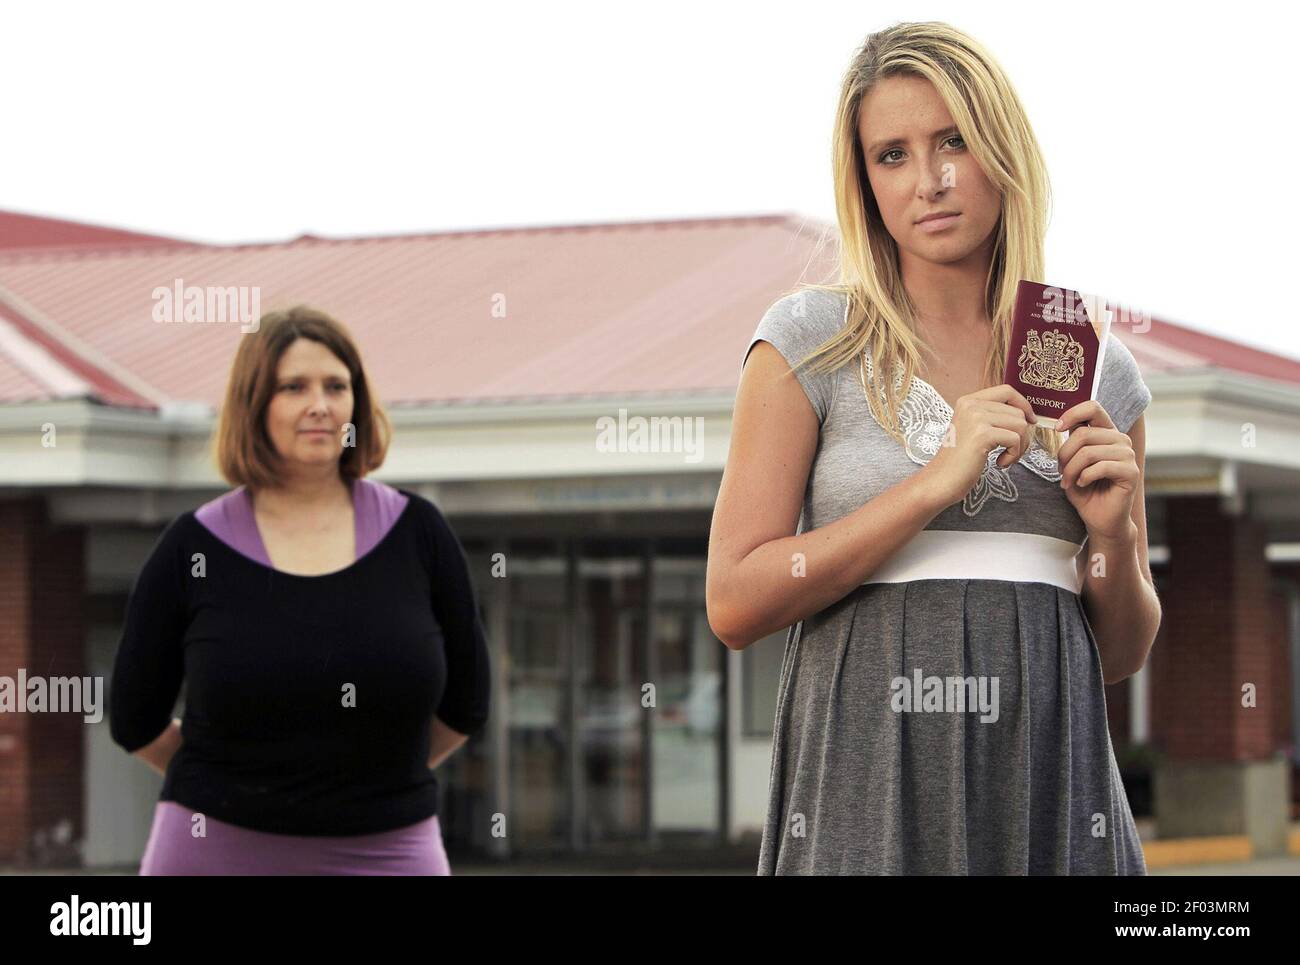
211 305 392 491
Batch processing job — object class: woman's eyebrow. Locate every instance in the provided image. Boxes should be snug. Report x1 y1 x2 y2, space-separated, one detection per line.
867 125 961 155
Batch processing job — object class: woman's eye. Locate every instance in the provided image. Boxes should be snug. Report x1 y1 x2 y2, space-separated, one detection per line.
879 135 965 165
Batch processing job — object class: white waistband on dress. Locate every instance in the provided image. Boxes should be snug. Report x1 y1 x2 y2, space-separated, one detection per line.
862 530 1086 594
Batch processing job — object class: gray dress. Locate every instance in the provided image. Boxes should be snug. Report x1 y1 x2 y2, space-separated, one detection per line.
747 288 1152 875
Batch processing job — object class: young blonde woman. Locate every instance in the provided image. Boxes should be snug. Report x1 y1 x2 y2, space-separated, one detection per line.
707 22 1159 875
110 306 490 874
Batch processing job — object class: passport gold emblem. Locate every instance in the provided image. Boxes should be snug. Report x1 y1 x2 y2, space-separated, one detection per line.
1016 328 1085 392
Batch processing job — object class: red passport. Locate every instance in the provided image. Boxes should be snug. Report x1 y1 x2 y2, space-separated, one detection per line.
1002 279 1112 431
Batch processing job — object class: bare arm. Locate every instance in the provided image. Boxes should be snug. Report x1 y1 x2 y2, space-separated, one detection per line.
1078 413 1162 683
706 341 954 650
132 718 183 777
428 715 469 770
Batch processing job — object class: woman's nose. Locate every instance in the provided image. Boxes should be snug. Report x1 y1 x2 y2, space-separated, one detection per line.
916 157 951 196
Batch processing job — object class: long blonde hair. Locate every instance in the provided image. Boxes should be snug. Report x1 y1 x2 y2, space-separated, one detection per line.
788 21 1062 458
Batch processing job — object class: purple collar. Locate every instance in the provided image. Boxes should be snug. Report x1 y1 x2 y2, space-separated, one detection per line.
193 478 410 570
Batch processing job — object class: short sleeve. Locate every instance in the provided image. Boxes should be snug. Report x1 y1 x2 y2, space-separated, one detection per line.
741 289 847 423
109 516 190 753
422 500 491 738
1096 331 1153 435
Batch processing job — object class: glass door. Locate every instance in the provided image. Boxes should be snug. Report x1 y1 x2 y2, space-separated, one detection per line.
575 543 648 845
651 556 723 834
504 549 569 849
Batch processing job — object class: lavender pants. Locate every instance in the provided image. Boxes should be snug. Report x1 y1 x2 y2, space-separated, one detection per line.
139 802 451 875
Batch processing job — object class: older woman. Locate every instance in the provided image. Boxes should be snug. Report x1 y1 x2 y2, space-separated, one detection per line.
110 305 490 875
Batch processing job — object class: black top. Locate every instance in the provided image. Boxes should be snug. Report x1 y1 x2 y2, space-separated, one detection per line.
108 490 491 836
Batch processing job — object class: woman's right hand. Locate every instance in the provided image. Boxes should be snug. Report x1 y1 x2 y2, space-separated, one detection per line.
133 717 183 777
923 384 1038 507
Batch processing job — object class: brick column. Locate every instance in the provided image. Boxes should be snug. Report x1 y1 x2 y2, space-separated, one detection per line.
1153 495 1289 853
0 498 86 868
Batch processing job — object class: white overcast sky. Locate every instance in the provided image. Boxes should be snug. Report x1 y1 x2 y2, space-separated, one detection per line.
4 0 1297 358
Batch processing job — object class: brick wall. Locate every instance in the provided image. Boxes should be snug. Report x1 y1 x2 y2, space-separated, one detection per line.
1154 496 1280 761
0 498 86 867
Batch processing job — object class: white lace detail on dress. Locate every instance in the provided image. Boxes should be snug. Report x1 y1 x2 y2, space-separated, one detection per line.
861 353 1063 517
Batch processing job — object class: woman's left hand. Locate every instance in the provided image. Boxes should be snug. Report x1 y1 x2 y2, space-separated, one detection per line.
1054 400 1138 541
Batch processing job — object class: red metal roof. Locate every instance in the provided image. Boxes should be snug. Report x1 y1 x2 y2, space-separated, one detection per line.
0 211 1295 410
1122 316 1300 384
0 209 200 254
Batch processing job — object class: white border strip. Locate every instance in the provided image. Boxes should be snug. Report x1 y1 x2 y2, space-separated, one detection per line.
864 529 1086 594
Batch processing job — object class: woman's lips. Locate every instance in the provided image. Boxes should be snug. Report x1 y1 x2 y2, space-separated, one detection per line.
917 213 960 233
